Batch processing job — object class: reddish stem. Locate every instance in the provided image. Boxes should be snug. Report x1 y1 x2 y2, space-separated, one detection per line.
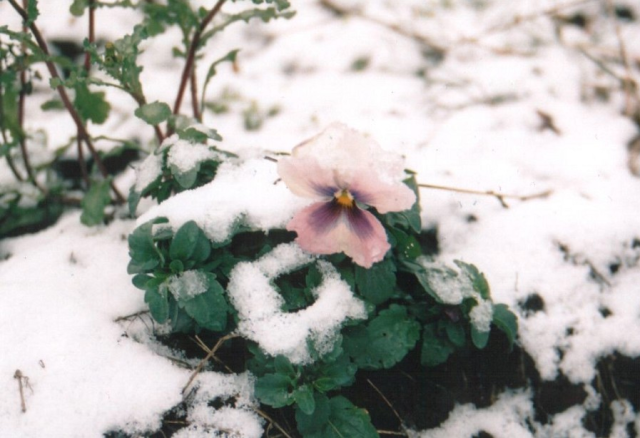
8 0 125 203
171 0 226 126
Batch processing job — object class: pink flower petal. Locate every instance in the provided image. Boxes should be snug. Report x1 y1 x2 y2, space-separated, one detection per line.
277 155 337 200
287 202 390 268
348 170 416 214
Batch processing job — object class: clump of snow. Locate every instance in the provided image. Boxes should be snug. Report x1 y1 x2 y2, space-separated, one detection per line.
165 138 222 175
137 158 308 242
167 270 209 300
134 152 163 193
413 390 535 438
174 372 263 438
227 243 367 363
418 259 493 332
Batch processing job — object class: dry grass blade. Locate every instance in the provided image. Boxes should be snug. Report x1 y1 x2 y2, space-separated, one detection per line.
181 333 239 394
418 183 552 208
367 379 408 436
254 408 294 438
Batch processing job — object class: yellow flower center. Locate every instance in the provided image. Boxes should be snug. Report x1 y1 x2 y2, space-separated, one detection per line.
335 189 354 208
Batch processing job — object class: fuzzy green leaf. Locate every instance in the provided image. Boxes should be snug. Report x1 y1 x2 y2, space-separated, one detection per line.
170 220 205 261
296 396 378 438
343 304 420 369
26 0 39 25
445 321 466 348
127 217 168 274
492 303 518 348
74 83 110 124
134 101 171 125
182 276 228 331
455 260 491 300
471 325 490 349
355 257 396 305
293 385 316 415
80 179 111 226
254 373 294 408
70 0 88 16
145 286 169 323
421 324 455 367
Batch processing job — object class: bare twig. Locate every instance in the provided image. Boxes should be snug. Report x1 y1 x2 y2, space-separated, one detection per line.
604 0 639 118
7 0 125 203
17 0 44 193
172 0 226 123
181 333 238 394
254 408 294 438
0 46 25 182
367 379 407 436
114 309 150 322
190 68 201 121
418 183 552 208
319 0 445 55
14 370 28 413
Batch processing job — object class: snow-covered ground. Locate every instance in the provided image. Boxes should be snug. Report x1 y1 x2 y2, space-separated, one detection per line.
1 0 640 436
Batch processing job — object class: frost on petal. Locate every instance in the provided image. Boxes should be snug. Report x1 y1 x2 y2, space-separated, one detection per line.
277 155 337 200
349 169 416 214
291 123 408 186
288 202 390 268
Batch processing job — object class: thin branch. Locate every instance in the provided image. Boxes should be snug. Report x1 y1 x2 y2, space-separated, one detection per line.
77 0 96 188
604 0 638 118
17 0 44 192
7 0 125 203
190 68 201 121
13 370 27 413
418 182 552 208
172 0 226 122
254 408 294 438
181 333 238 394
367 379 407 436
319 0 445 54
0 48 25 182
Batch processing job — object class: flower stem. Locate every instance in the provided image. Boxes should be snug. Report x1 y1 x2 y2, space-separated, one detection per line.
7 0 125 203
171 0 226 128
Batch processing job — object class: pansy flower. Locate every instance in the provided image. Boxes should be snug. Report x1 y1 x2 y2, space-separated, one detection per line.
277 123 416 268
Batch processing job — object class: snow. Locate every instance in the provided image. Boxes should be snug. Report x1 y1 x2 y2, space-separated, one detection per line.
1 0 640 436
227 244 367 363
167 270 209 300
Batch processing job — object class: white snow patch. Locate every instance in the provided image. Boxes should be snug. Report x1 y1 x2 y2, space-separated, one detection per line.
227 243 367 363
134 152 163 193
167 270 209 300
137 158 308 242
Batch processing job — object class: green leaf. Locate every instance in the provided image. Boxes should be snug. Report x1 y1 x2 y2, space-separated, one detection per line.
274 355 296 377
295 393 331 436
26 0 39 25
182 276 228 331
445 321 466 348
355 257 396 305
471 325 490 349
170 221 204 261
492 303 518 348
80 179 111 226
127 217 168 274
421 324 455 367
383 175 421 233
293 385 316 415
170 164 199 189
40 98 64 111
455 260 491 300
74 83 110 125
254 373 294 408
343 304 420 369
312 353 357 392
132 273 152 290
145 286 169 323
70 0 88 16
200 49 240 112
296 396 378 438
134 101 171 125
177 126 223 143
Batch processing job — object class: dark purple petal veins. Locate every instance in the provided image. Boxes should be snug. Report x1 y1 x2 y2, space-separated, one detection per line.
345 205 375 240
312 184 337 198
349 187 372 205
308 201 342 233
